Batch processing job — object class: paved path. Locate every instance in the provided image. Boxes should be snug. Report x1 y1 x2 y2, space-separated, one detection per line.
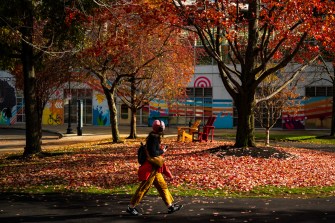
0 124 174 153
0 124 333 154
0 193 334 223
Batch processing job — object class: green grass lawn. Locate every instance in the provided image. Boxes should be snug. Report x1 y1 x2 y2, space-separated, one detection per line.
222 131 335 145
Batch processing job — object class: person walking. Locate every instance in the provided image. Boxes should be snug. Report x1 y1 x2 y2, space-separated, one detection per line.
126 119 183 216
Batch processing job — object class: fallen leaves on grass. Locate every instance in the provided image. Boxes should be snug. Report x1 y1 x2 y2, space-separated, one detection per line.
0 138 334 192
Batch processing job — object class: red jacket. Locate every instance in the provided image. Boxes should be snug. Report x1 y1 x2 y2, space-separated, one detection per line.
138 161 173 181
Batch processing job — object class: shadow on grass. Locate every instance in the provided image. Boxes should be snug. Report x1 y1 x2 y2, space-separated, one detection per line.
5 151 77 160
316 135 335 139
208 145 294 159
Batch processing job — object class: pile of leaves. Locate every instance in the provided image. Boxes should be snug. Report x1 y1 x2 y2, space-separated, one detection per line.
0 138 334 193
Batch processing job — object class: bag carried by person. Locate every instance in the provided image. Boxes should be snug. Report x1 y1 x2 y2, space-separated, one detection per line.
147 155 164 168
137 142 164 168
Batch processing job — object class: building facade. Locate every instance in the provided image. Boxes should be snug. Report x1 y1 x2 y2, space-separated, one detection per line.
0 61 333 129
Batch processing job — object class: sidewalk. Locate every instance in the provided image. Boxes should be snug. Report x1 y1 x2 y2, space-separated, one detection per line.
0 123 333 154
0 124 183 153
0 193 334 223
0 123 225 153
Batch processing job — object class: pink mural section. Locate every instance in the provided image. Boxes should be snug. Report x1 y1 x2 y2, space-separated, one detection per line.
194 76 211 88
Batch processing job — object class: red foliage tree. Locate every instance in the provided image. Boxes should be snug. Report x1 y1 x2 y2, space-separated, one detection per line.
79 0 194 141
168 0 335 147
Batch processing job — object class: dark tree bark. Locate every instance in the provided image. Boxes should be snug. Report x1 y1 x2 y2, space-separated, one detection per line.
331 64 335 136
128 77 137 139
102 85 121 143
234 92 256 148
21 0 41 156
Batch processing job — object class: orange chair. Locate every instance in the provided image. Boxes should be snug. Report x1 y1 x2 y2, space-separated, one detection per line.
177 119 201 142
181 127 200 142
193 116 216 142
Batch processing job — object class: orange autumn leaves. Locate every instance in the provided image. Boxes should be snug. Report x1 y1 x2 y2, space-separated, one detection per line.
1 139 335 192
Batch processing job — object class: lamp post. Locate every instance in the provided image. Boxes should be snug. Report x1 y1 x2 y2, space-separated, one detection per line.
66 74 73 134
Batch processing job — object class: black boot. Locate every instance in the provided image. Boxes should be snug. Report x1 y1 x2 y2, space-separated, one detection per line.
126 206 141 216
168 204 183 214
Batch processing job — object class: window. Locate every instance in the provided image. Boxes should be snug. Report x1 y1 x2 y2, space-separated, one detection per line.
64 88 92 124
305 87 315 97
185 87 213 123
186 88 194 97
121 104 128 119
327 87 333 96
195 46 214 65
316 87 327 96
188 87 213 97
195 88 203 97
16 92 25 123
305 86 333 97
204 88 213 97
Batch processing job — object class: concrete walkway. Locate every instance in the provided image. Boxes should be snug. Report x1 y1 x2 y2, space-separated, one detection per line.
0 124 333 154
0 193 334 223
0 123 229 153
0 124 177 153
1 123 334 151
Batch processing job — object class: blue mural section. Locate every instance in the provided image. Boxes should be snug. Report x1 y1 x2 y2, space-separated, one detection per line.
214 112 233 128
93 106 110 126
148 100 169 126
212 99 233 128
92 91 110 126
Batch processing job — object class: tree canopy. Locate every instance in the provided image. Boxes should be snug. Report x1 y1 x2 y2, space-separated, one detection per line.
169 0 335 147
0 0 96 156
78 0 194 141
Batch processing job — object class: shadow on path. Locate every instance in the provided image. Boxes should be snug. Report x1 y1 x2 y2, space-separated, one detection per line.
0 193 334 223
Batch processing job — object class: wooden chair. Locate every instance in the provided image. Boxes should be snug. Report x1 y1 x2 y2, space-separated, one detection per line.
193 116 216 142
177 119 201 142
181 127 199 142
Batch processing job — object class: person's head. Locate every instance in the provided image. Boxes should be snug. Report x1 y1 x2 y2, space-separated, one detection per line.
152 119 165 133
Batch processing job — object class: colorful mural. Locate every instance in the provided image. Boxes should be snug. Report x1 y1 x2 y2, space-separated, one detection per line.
43 99 64 125
147 75 235 128
148 99 169 126
212 99 233 128
304 97 332 120
303 97 332 128
194 76 211 88
146 76 234 128
281 96 333 129
92 91 110 126
148 99 234 128
0 78 16 125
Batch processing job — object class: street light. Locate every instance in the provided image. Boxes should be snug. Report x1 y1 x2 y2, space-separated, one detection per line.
66 73 73 134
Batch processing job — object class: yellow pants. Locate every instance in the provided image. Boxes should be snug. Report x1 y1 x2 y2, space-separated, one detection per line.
130 170 173 207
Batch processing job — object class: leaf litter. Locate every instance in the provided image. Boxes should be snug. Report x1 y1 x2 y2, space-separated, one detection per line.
0 138 334 192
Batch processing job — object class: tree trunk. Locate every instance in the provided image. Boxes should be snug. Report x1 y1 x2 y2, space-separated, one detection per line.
234 93 256 148
265 127 270 146
127 107 137 139
22 1 42 157
330 63 335 137
127 77 137 139
37 106 43 147
103 87 121 143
